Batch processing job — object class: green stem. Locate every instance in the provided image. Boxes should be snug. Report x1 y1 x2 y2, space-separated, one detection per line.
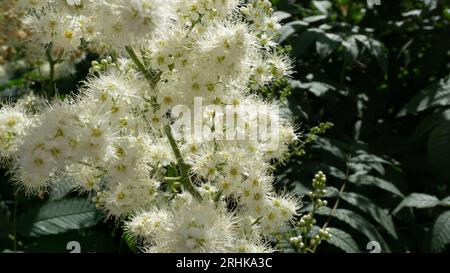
46 45 56 97
164 176 182 182
125 46 153 81
164 125 202 201
309 159 350 253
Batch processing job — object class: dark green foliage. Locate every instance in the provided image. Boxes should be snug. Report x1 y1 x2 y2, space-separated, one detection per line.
273 0 450 253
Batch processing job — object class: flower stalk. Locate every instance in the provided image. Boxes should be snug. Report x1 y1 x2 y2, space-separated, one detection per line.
125 45 202 201
45 44 56 96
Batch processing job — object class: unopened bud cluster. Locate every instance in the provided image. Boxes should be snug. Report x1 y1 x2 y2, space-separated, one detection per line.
89 56 115 74
308 171 328 208
285 171 332 253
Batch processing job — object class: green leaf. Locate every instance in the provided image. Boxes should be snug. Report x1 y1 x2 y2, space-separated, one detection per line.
353 35 387 74
430 210 450 253
398 76 450 116
123 232 138 253
393 193 440 215
312 1 332 15
341 192 398 239
294 182 312 196
411 109 450 142
427 120 450 180
273 11 291 21
351 150 390 165
49 177 76 201
17 198 101 237
315 33 342 60
293 29 323 57
302 15 327 23
325 166 347 180
402 10 422 17
348 174 404 197
315 207 391 252
440 196 450 206
326 227 361 253
343 36 359 63
349 150 390 175
293 81 336 97
278 20 309 43
313 137 347 160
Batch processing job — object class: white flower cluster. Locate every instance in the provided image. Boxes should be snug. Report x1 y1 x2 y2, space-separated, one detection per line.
0 104 31 158
21 0 176 55
1 0 301 253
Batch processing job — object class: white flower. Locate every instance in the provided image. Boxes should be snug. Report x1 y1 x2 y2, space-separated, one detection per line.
125 210 169 241
4 0 302 253
0 104 31 157
101 177 160 217
144 198 237 253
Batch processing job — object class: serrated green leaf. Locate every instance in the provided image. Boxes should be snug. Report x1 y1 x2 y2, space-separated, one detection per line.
315 207 391 252
398 76 450 116
341 192 398 239
393 193 440 214
17 198 101 237
326 227 361 253
348 174 404 197
49 177 76 201
349 151 390 175
430 210 450 252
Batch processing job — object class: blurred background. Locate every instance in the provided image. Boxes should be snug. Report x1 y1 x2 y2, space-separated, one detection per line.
1 0 450 253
